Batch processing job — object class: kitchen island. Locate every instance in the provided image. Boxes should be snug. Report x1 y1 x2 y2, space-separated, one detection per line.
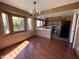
36 28 52 39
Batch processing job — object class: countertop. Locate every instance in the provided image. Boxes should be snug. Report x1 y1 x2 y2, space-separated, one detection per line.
36 28 52 31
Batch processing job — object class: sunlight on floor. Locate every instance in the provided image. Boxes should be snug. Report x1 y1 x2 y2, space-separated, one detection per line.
2 41 30 59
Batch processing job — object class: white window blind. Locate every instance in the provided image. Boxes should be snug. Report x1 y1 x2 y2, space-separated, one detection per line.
2 12 10 35
27 18 33 31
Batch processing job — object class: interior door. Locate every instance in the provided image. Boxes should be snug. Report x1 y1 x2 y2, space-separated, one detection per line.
69 11 79 48
72 12 79 48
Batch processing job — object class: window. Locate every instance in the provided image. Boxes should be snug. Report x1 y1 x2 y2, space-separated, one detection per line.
2 12 10 35
37 20 43 27
12 16 25 32
27 18 33 31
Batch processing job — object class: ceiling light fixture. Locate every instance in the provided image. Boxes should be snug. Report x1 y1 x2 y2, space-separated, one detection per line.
31 1 41 20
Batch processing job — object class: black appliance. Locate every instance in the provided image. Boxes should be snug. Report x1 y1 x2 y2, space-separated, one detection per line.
60 21 71 39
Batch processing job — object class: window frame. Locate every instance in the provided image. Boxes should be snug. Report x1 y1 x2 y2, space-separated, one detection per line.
1 11 27 36
27 18 33 31
12 15 26 33
36 20 43 27
1 12 10 35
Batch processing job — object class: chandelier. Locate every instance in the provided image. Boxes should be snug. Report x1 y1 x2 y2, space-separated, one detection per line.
31 1 40 19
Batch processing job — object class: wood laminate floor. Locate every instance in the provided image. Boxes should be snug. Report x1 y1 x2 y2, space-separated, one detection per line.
0 36 79 59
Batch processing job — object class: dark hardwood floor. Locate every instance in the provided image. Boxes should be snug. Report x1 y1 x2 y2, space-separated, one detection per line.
0 36 79 59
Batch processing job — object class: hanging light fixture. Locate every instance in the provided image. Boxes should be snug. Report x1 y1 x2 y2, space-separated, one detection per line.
30 1 40 19
33 1 37 18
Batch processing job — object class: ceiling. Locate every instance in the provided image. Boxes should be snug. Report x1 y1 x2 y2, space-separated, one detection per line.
0 0 79 19
0 0 79 12
39 9 79 19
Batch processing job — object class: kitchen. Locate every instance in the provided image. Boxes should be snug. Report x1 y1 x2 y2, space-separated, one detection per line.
36 16 72 42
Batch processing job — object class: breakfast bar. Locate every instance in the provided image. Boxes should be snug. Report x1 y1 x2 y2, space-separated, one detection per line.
36 28 52 39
